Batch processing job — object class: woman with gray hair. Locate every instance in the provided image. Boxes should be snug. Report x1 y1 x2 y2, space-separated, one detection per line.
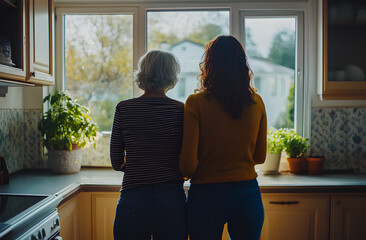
111 50 187 240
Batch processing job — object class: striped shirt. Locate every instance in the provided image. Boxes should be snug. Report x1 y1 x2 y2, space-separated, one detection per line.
110 97 184 190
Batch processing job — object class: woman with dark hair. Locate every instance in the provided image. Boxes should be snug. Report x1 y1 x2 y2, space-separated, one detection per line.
111 50 187 240
180 35 267 240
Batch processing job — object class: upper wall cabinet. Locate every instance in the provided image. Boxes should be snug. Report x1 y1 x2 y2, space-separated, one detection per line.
0 0 27 82
0 0 54 86
322 0 366 99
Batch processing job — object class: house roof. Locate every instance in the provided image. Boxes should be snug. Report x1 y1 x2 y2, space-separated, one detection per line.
169 40 294 76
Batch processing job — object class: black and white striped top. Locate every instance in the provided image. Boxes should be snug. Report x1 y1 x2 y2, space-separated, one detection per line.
110 97 184 190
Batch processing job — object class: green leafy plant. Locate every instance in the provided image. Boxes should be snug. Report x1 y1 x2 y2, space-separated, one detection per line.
281 129 309 158
38 91 99 151
267 127 285 154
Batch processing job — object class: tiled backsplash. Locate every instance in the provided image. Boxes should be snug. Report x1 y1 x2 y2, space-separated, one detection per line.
0 109 26 173
1 107 366 173
311 108 366 172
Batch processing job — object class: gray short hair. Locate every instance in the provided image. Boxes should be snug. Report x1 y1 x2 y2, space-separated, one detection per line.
134 50 181 92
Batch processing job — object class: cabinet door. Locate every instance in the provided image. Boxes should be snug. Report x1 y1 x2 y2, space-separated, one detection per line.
330 195 366 240
0 0 27 81
27 0 54 85
58 194 81 240
260 194 329 240
322 0 366 99
92 193 120 240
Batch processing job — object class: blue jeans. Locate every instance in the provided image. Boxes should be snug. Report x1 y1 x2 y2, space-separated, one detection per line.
187 179 264 240
113 182 187 240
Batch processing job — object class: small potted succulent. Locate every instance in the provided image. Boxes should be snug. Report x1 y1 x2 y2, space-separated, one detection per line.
257 128 285 174
282 129 309 174
38 91 99 173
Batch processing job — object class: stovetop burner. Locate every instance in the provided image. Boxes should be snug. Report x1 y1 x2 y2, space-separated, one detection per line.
0 194 62 239
0 194 48 222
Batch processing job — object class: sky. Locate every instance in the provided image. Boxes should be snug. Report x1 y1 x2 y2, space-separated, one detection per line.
245 17 296 58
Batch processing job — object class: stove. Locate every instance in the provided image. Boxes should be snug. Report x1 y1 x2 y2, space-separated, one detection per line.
0 194 62 240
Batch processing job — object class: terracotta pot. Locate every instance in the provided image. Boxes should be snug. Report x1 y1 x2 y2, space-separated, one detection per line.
287 157 304 174
306 157 325 175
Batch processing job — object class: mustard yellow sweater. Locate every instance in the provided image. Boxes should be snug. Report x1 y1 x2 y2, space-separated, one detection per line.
179 91 267 184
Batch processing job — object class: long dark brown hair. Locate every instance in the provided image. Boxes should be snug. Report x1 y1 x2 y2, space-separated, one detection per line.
198 35 256 119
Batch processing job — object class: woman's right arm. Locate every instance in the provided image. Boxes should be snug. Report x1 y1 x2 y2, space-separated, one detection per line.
110 105 126 171
179 95 200 178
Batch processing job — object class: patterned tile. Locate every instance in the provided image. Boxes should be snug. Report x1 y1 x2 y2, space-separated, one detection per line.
0 109 25 173
347 108 366 172
23 109 45 169
1 106 365 173
311 108 350 170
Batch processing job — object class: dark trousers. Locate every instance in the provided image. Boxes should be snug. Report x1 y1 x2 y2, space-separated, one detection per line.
113 182 187 240
187 179 264 240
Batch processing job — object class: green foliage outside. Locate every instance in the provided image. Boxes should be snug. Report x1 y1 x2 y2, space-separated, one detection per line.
267 127 285 154
189 23 223 46
65 16 226 131
280 129 308 158
65 15 133 131
274 81 295 129
245 29 263 59
38 91 99 151
268 30 295 69
268 30 295 129
65 14 296 132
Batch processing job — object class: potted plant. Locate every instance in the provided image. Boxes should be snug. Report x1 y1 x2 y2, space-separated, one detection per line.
257 128 284 174
306 156 325 175
38 91 99 173
282 129 309 174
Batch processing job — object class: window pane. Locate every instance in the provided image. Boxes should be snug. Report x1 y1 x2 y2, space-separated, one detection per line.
147 10 230 102
64 15 133 132
244 17 296 129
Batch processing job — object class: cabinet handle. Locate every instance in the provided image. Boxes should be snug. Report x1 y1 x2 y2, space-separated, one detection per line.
269 201 299 205
31 72 35 77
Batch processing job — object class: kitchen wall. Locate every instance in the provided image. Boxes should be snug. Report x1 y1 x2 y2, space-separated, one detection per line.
311 107 366 172
1 0 366 174
0 87 45 173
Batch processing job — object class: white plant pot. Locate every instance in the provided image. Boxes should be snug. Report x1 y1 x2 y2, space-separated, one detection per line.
48 148 82 174
257 153 281 174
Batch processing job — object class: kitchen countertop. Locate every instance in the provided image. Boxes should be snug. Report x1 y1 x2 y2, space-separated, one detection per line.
1 168 366 200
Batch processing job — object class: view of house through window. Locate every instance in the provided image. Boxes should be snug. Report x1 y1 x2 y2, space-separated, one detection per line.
64 15 134 132
244 17 296 129
147 10 230 103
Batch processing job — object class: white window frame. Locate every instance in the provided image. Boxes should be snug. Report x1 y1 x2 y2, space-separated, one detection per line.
54 1 310 139
240 10 306 136
55 7 140 96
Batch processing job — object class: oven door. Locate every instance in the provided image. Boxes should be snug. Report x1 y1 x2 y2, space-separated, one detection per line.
17 210 61 240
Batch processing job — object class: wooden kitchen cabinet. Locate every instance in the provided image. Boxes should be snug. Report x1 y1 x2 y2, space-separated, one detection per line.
260 194 329 240
221 194 330 240
91 192 120 240
27 0 54 85
58 192 120 240
330 194 366 240
0 0 27 82
59 190 366 240
58 193 82 240
322 0 366 99
0 0 54 85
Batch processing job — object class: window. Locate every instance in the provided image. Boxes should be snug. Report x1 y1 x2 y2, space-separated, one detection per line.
64 14 134 132
178 77 186 97
56 6 307 166
146 10 230 103
241 12 304 131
